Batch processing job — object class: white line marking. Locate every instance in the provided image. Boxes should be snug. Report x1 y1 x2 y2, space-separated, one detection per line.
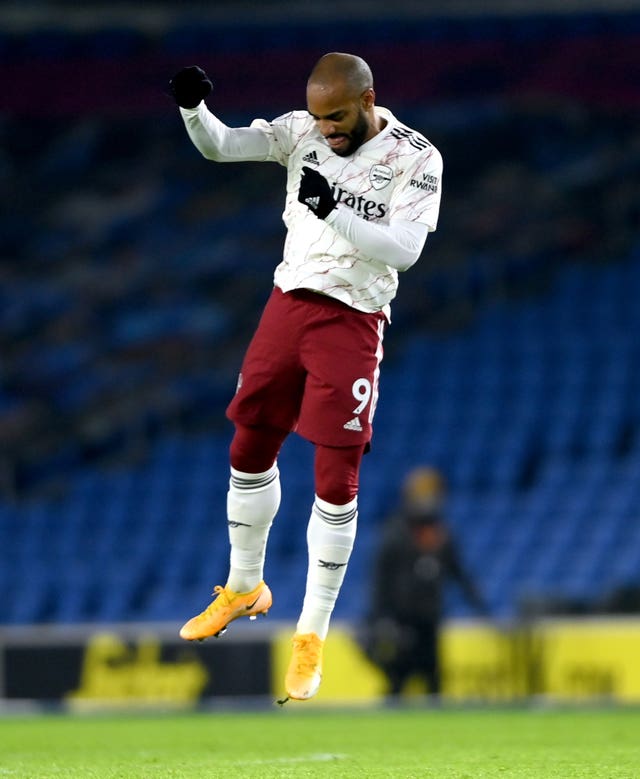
234 752 347 765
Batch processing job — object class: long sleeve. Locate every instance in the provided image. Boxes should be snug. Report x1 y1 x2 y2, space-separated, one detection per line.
179 103 270 162
444 537 488 614
325 208 429 271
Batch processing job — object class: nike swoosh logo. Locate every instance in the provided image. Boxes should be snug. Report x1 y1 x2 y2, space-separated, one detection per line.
245 597 260 610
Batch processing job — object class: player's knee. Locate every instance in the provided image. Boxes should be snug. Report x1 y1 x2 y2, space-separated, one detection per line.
229 424 287 473
314 443 365 505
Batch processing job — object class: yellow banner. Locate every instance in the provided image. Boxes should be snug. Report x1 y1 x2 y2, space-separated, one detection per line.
272 619 640 703
539 619 640 702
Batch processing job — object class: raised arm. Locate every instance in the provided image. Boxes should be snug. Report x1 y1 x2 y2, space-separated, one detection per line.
170 66 270 162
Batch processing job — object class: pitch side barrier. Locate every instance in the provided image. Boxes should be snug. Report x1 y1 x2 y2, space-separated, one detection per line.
1 617 640 708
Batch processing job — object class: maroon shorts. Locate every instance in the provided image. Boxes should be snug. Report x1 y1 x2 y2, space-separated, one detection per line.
226 287 386 447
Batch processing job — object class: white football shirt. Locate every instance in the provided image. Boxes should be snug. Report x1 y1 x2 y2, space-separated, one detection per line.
253 107 442 316
181 104 442 317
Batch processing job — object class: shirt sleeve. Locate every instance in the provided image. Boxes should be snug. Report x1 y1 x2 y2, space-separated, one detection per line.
179 104 270 162
325 209 430 271
390 146 443 231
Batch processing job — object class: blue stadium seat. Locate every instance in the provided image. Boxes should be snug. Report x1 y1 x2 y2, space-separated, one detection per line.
2 21 640 624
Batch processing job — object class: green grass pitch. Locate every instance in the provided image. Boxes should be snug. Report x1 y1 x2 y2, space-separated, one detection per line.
2 706 639 778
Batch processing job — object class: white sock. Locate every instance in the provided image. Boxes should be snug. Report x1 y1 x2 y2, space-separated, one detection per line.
226 464 281 592
296 495 358 640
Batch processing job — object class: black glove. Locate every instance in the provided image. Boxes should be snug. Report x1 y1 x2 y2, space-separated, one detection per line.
298 166 337 220
169 66 213 109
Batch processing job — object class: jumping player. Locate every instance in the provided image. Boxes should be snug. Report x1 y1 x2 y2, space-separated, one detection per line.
169 52 443 701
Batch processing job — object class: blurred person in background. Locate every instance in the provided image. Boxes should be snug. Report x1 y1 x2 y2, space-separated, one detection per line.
362 466 487 697
168 53 443 702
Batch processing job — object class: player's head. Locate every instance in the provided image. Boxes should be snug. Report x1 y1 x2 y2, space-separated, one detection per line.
306 52 376 157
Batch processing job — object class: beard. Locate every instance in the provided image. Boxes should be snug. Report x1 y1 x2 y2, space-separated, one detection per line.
329 109 370 157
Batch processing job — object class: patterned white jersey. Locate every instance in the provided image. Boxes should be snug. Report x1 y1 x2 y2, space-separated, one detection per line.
251 107 442 317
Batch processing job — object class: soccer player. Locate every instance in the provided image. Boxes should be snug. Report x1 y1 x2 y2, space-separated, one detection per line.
169 52 443 701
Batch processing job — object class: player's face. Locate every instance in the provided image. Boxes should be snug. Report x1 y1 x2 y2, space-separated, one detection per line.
307 85 374 157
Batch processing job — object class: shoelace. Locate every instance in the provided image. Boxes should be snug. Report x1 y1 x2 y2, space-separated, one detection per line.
292 637 320 672
203 585 230 614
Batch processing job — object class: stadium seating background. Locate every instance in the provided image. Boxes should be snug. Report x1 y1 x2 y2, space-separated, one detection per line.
1 7 640 624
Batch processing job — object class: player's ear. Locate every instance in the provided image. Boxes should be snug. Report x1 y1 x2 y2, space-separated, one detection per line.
361 88 375 110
